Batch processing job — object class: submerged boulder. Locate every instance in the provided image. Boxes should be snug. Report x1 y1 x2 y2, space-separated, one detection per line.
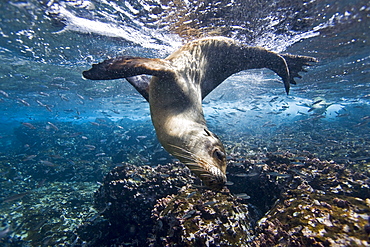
251 155 370 247
149 185 253 246
84 162 198 246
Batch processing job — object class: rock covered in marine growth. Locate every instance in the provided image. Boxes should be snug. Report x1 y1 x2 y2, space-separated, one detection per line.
149 185 253 246
79 152 370 247
88 162 199 246
251 154 370 247
84 161 256 246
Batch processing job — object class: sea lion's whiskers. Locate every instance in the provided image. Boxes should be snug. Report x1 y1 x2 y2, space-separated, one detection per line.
183 165 206 173
169 144 201 163
169 145 202 161
163 144 224 190
198 173 213 178
185 163 204 169
169 144 218 176
168 144 195 156
171 150 198 164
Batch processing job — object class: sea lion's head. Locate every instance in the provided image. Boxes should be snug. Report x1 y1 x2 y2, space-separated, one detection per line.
169 128 227 190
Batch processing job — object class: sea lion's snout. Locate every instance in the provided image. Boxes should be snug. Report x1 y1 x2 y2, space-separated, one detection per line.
186 157 227 191
193 130 228 190
199 165 227 191
199 147 227 190
168 129 228 190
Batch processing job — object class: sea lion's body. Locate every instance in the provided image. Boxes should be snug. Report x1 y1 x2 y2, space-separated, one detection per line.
83 37 316 189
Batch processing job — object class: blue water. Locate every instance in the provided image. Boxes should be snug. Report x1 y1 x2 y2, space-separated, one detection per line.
0 0 369 245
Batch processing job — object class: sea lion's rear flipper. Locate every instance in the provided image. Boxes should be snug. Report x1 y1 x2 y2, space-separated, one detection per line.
247 50 317 95
281 54 318 86
238 47 317 95
197 39 317 98
83 56 174 101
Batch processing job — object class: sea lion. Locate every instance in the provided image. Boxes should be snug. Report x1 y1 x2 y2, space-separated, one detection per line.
83 36 316 190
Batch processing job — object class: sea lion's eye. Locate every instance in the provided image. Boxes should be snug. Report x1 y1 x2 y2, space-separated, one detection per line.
213 149 225 161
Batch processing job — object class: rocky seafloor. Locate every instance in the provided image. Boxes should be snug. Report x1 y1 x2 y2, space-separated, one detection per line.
76 151 370 247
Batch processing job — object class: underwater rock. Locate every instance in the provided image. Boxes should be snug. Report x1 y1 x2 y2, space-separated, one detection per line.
88 162 198 246
149 185 253 246
81 151 369 246
88 157 287 246
251 153 370 247
252 189 370 246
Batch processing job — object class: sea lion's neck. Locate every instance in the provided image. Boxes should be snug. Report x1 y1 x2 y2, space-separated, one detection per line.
149 75 206 154
152 111 206 153
149 75 205 136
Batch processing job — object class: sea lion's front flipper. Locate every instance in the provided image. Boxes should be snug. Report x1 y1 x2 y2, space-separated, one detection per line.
125 75 151 102
83 56 174 101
